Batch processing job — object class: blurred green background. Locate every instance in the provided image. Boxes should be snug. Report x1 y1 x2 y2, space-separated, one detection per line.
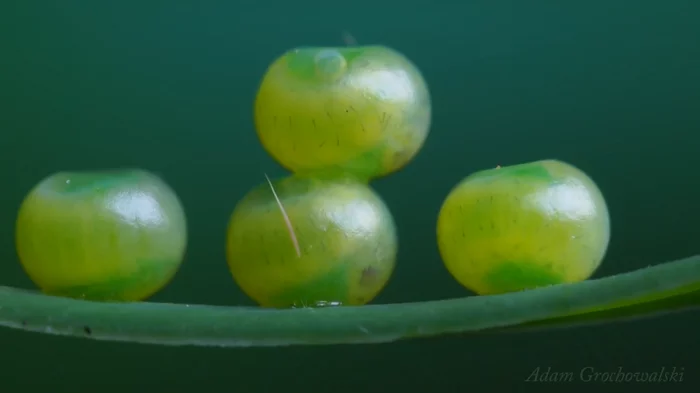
1 1 698 391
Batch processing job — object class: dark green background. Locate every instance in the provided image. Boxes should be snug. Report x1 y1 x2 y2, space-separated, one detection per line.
1 1 698 391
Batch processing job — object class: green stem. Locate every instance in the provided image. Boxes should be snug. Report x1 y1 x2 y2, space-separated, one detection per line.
1 254 698 347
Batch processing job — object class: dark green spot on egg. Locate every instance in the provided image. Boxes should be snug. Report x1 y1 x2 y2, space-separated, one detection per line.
48 170 140 195
43 260 176 302
468 162 553 183
484 261 564 294
269 262 350 308
286 47 367 82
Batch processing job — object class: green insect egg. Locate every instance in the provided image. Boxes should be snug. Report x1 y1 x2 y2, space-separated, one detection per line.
254 45 432 180
226 174 397 308
15 169 187 301
436 160 611 295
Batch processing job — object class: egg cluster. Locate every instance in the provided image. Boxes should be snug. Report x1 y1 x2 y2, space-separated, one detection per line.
14 45 610 305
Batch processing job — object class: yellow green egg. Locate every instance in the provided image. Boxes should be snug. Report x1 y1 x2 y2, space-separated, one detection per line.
15 169 187 301
226 174 397 308
436 160 611 295
254 45 432 181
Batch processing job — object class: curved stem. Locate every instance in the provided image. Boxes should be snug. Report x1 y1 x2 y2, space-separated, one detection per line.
0 254 698 347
